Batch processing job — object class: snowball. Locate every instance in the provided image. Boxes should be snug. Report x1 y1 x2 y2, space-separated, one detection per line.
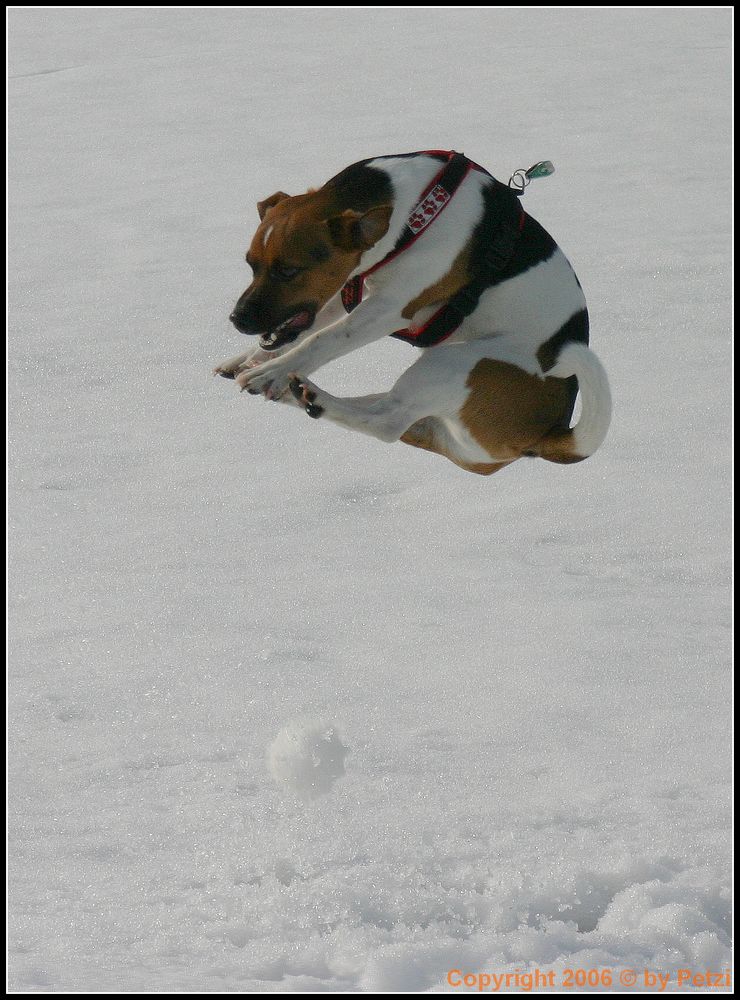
268 720 349 799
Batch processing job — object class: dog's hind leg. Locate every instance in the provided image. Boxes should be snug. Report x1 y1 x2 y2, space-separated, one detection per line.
288 377 511 474
288 377 428 442
401 418 512 475
287 345 482 442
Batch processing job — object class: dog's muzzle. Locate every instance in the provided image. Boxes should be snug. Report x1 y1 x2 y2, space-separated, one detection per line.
229 303 315 351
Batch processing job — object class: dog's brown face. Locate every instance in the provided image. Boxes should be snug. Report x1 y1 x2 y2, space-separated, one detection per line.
230 190 393 351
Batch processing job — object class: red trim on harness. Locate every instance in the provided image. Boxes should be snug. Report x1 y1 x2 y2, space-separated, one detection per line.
391 205 526 346
340 150 526 349
341 151 472 313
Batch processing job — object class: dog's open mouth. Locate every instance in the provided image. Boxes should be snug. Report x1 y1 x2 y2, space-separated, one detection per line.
259 309 314 351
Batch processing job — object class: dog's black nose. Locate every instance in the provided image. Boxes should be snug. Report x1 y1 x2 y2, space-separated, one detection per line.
230 310 255 335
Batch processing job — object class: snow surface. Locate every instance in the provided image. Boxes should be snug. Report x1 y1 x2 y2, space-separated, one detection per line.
7 7 732 994
268 721 349 801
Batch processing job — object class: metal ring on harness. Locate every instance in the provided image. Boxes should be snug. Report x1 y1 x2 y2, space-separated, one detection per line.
508 169 530 195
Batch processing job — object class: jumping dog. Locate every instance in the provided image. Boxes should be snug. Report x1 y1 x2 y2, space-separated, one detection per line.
215 150 611 475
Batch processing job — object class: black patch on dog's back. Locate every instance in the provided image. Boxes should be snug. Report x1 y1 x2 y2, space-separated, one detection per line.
326 157 561 287
324 152 451 213
324 159 394 213
472 179 559 288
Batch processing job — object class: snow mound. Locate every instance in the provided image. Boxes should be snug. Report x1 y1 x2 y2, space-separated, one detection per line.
268 720 349 799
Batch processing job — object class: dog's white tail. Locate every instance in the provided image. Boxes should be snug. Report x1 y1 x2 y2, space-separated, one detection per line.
535 342 612 464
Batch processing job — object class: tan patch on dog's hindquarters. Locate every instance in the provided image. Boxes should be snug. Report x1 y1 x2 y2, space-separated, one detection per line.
400 418 511 476
459 359 577 462
401 244 473 321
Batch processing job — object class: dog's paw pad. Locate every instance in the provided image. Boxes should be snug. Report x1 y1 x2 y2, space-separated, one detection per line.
288 376 304 402
289 376 324 419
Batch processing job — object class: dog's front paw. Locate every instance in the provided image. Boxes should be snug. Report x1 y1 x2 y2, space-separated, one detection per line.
288 375 324 418
236 361 291 400
214 347 269 380
214 356 249 380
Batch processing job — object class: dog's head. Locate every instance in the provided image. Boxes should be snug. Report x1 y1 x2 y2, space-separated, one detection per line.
230 188 393 351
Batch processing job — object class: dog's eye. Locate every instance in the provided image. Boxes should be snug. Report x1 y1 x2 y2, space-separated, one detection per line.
270 262 301 281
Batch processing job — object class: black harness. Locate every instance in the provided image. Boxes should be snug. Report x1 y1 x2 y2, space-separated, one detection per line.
340 150 527 348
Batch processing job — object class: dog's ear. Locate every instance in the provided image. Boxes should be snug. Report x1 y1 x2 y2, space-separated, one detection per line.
257 191 290 220
327 205 393 252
